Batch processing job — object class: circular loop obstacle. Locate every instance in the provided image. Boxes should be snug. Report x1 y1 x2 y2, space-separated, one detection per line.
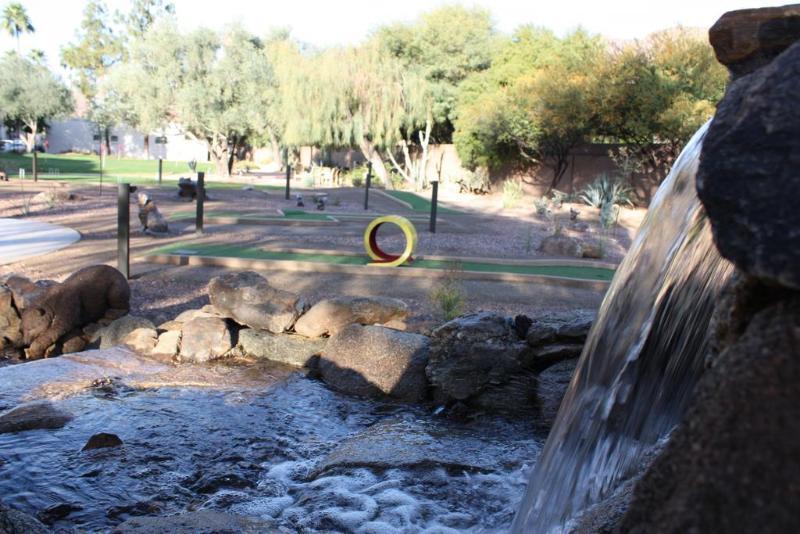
363 215 418 267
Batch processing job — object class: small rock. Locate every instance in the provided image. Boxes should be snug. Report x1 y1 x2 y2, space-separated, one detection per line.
581 239 604 259
93 316 155 349
82 432 123 451
179 317 232 363
152 330 181 361
294 296 409 338
539 234 583 258
208 271 306 333
237 328 326 367
123 327 158 355
319 324 430 403
0 402 73 434
37 503 83 525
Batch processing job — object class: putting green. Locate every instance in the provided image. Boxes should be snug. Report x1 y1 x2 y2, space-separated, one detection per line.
169 209 334 222
383 190 462 214
150 243 615 281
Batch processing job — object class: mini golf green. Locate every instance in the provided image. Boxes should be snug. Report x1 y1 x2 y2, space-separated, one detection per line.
383 190 462 214
150 243 615 282
169 209 334 222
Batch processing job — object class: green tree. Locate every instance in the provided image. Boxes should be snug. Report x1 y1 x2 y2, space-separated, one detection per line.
1 2 33 52
117 0 174 41
0 54 73 179
109 22 276 177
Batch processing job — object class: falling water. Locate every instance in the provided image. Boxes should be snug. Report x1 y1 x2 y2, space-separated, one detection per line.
512 123 734 532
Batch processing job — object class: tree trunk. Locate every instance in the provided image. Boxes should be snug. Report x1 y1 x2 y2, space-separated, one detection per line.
32 150 37 182
23 120 37 153
209 134 230 179
104 127 112 158
358 139 388 187
268 130 282 169
144 134 150 159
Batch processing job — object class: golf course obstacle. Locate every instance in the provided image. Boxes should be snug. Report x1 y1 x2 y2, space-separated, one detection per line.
364 215 418 267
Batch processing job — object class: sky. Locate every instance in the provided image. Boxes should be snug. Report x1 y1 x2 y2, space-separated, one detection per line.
0 0 788 77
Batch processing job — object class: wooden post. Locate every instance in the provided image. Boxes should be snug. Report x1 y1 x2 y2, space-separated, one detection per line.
158 158 163 185
364 162 372 210
32 151 37 182
196 171 205 234
284 149 291 200
117 183 130 279
429 180 439 234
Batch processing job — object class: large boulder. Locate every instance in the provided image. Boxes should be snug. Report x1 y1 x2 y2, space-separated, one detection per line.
237 328 326 367
293 296 409 338
208 271 306 333
123 327 159 355
318 324 430 403
618 295 800 533
0 503 49 534
0 401 73 434
525 309 595 369
21 265 130 359
709 5 800 78
178 316 233 363
426 312 536 413
93 315 155 349
697 40 800 289
539 234 582 258
151 330 181 361
0 285 22 349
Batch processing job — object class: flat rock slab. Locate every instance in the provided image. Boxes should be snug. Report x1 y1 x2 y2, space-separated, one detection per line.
114 510 271 533
0 218 80 266
0 401 73 434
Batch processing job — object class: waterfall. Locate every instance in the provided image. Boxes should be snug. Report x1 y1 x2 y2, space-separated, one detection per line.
512 123 734 532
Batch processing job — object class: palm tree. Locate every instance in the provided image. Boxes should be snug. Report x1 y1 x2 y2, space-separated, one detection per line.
2 2 34 52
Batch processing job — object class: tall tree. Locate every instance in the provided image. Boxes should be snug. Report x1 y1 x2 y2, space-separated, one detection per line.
0 54 72 180
109 22 276 177
117 0 174 41
1 2 34 52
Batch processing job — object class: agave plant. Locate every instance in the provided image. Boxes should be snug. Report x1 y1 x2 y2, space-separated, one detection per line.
579 174 635 211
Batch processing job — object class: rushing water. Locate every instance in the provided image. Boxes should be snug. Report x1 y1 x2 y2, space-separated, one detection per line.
512 123 734 532
0 349 541 532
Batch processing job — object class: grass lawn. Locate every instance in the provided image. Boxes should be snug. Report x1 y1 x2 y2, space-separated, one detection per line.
150 243 616 281
0 152 213 177
11 173 283 191
384 190 462 214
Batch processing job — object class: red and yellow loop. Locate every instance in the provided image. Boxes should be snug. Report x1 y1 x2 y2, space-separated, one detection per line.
363 215 418 267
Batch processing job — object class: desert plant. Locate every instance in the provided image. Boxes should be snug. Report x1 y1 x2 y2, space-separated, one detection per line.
550 189 571 209
457 167 491 194
351 175 363 188
579 174 634 211
502 180 524 209
534 195 550 216
430 262 466 321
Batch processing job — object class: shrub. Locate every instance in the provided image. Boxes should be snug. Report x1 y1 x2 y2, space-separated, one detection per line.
550 189 572 209
430 262 466 321
457 167 491 194
351 175 363 188
502 180 524 209
534 195 550 216
579 174 634 211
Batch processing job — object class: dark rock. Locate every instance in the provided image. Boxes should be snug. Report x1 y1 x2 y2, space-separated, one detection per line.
709 5 800 78
21 266 130 359
37 503 83 524
114 510 270 533
82 432 124 450
618 295 800 533
539 234 582 258
293 296 409 338
0 401 73 434
208 271 306 333
178 316 232 363
177 177 207 200
697 40 800 290
190 473 255 494
319 324 430 402
0 503 49 534
513 314 533 338
535 359 577 427
525 309 595 348
237 328 326 367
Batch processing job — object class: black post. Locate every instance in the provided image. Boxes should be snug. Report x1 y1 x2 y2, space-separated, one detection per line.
364 161 372 210
32 150 37 182
99 153 104 197
284 149 291 200
196 171 205 234
429 180 439 233
158 158 163 185
117 183 130 279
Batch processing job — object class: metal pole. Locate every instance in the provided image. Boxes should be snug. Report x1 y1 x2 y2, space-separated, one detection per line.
117 183 130 279
32 150 37 182
429 181 439 233
158 158 163 185
99 151 104 197
196 171 205 234
364 162 372 210
284 149 291 200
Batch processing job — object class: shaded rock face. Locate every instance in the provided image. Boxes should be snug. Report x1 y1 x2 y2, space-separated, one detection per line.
426 311 593 415
178 316 233 363
319 324 430 403
0 401 73 434
619 296 800 533
208 271 306 334
0 503 49 534
538 234 582 258
21 265 130 359
709 4 800 78
82 432 124 451
697 40 800 289
237 328 326 367
293 296 409 338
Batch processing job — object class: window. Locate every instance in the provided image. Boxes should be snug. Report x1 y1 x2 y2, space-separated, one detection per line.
92 134 100 141
110 135 119 142
154 136 168 144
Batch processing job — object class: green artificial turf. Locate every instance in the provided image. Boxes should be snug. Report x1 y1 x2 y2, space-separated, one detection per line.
169 209 333 221
151 243 615 281
384 190 462 214
0 152 213 176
